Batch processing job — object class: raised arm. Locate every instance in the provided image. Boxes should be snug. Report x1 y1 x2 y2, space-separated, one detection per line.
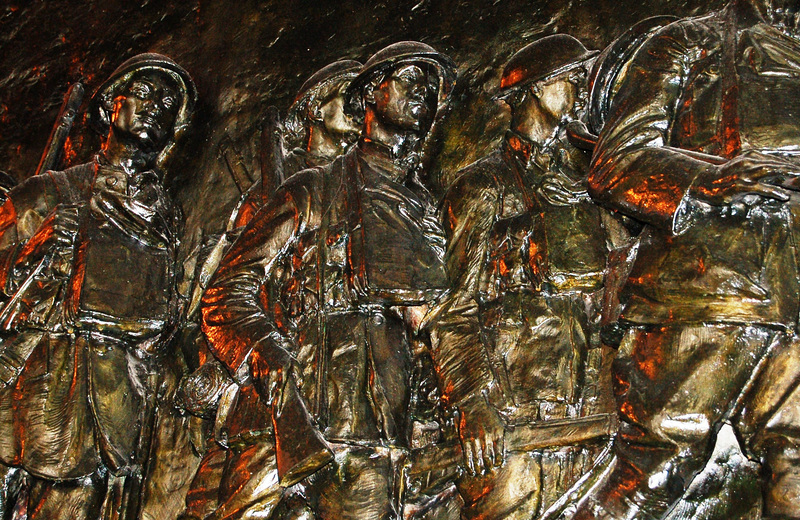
589 21 793 233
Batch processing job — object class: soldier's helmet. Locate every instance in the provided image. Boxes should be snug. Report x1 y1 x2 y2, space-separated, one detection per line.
345 41 457 122
87 53 197 163
499 34 598 97
283 59 362 145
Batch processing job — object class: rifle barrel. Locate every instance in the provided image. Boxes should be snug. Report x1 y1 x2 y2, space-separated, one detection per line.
35 82 85 177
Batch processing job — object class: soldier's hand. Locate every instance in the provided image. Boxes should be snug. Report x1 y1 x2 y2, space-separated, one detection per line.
51 204 80 246
694 152 800 205
14 205 79 276
249 343 293 408
457 395 505 476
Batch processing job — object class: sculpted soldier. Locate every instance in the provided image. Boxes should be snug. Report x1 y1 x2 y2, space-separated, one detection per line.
178 59 362 520
232 59 362 228
557 1 800 518
0 53 196 519
430 35 624 520
201 42 456 520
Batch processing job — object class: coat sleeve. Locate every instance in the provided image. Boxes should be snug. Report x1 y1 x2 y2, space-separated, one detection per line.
0 174 61 296
201 183 304 380
429 168 501 408
588 21 719 234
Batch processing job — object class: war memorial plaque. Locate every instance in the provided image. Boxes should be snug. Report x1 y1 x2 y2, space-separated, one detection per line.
1 1 799 519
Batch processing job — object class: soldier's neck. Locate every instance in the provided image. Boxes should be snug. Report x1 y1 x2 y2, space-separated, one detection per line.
362 111 423 163
358 139 409 183
510 111 559 152
101 132 157 175
306 124 349 162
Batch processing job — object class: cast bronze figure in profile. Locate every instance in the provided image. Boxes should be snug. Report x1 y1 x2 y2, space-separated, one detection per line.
554 0 800 518
428 34 626 520
200 41 456 520
0 53 196 520
178 58 362 520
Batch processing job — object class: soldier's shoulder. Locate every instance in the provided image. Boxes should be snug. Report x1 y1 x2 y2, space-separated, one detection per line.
52 162 94 196
444 151 504 204
280 165 325 201
274 165 327 219
7 161 91 211
644 11 719 48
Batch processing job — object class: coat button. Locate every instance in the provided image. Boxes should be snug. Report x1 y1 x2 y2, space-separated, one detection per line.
106 177 118 187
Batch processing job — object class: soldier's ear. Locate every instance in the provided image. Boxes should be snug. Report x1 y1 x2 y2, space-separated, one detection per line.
93 91 116 129
101 90 117 113
306 100 323 123
363 77 380 105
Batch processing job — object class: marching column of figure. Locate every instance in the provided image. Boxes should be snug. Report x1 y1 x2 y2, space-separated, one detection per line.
0 54 196 520
177 59 362 520
200 42 456 520
556 1 800 519
428 35 626 520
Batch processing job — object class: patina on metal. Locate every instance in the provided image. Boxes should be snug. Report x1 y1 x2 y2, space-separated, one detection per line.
426 34 626 520
0 53 196 520
199 41 456 520
177 59 361 520
4 1 800 518
551 0 800 518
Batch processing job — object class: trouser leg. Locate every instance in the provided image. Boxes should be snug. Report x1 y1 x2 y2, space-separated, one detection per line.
568 324 773 520
760 435 800 520
735 334 800 519
26 473 106 520
0 463 26 520
457 443 603 520
308 445 399 520
456 450 542 520
180 443 228 520
211 437 284 520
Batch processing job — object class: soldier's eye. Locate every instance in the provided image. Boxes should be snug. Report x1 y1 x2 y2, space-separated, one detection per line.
162 96 176 110
130 83 152 99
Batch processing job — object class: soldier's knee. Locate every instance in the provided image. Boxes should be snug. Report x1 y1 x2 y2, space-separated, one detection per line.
652 412 712 447
762 437 800 519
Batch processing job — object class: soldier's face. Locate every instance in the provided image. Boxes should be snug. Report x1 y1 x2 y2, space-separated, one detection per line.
112 72 180 152
533 77 577 121
318 82 359 138
371 64 438 132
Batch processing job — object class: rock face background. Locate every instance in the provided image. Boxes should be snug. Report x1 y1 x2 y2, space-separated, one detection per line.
1 0 722 243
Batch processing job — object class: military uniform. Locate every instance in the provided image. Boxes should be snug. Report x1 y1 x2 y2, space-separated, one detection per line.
433 130 620 519
0 156 182 517
182 60 363 520
202 142 448 520
565 1 800 518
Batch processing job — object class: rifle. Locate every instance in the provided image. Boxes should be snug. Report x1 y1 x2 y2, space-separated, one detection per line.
35 82 85 177
187 107 287 318
405 413 617 492
260 105 286 202
218 137 257 197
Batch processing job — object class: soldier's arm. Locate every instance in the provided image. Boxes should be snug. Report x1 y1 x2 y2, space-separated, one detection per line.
200 183 302 382
430 169 505 473
0 173 67 296
432 170 498 408
589 22 791 234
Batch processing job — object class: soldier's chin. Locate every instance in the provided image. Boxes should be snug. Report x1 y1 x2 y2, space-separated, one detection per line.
407 115 434 134
133 129 168 153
